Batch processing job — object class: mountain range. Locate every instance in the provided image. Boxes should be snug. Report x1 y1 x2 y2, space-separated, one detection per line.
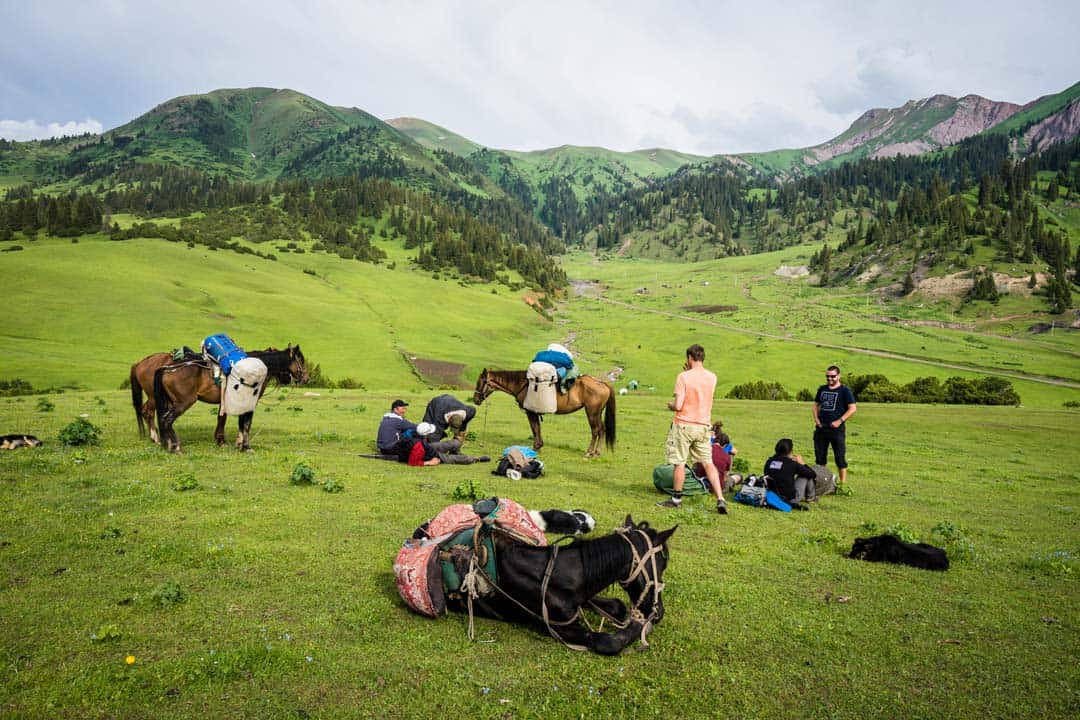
4 81 1077 203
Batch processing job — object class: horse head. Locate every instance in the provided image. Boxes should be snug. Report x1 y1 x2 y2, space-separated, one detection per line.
473 368 491 405
619 515 676 630
287 344 309 385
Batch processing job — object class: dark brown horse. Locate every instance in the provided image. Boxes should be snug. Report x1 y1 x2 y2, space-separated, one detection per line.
152 345 308 453
473 368 615 457
130 347 276 444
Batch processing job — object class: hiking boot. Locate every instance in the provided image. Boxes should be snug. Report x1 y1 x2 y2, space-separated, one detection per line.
792 502 809 511
506 469 522 480
476 455 491 463
716 499 728 515
656 498 682 509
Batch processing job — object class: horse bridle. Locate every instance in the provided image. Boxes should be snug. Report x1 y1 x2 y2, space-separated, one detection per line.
614 526 667 648
473 372 495 405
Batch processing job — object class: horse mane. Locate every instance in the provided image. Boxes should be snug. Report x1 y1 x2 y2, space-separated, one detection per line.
248 347 297 384
573 533 631 588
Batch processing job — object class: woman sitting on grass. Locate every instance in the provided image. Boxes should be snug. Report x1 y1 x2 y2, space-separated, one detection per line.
763 438 816 509
694 422 740 493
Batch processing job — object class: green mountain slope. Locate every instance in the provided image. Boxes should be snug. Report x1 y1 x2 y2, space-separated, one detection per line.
0 232 553 390
386 117 483 157
0 88 509 200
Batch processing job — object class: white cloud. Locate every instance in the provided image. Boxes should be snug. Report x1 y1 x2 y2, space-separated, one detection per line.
2 2 1078 154
0 118 103 142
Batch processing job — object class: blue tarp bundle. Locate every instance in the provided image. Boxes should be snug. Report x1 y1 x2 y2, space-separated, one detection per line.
202 334 247 375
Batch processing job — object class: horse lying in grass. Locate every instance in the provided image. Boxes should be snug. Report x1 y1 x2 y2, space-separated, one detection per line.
151 345 308 453
472 368 616 458
396 500 674 655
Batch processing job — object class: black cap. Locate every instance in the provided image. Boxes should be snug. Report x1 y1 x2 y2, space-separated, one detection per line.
391 399 408 410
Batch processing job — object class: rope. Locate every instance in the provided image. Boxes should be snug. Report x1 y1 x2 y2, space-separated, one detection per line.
461 526 666 652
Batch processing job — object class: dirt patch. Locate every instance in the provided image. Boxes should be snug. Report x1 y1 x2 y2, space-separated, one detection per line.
407 356 468 388
775 265 809 278
856 264 883 283
916 270 1045 299
570 280 602 297
682 304 738 314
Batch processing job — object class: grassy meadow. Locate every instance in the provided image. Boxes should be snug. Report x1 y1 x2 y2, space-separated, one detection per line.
2 231 1079 718
1 388 1078 719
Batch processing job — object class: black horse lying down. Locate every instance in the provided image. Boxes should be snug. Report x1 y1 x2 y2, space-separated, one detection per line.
466 515 675 655
396 501 675 655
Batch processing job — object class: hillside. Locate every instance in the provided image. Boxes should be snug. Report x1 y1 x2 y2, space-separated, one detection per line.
2 226 1078 410
0 88 510 201
386 116 483 157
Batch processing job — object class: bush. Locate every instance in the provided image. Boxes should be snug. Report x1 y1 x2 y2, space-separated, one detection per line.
149 581 187 608
451 477 486 501
0 378 35 396
36 397 55 412
59 418 100 446
726 381 791 401
171 473 200 492
290 462 316 485
321 478 345 493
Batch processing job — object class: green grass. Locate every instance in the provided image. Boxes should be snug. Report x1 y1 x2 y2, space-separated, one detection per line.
1 386 1077 719
2 230 1079 717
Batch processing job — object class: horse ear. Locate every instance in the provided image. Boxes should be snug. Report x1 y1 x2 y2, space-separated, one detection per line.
656 526 678 545
623 514 634 527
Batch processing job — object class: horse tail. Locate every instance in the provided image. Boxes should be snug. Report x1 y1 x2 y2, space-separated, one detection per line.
153 366 171 434
604 383 616 451
130 365 144 437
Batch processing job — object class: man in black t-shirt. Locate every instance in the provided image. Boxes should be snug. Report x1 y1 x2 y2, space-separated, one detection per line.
763 438 817 506
812 365 857 486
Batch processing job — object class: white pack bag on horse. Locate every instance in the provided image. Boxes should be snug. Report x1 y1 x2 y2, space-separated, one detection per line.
220 356 268 416
523 361 559 414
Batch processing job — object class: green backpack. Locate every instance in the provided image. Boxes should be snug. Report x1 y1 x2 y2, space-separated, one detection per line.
652 464 711 496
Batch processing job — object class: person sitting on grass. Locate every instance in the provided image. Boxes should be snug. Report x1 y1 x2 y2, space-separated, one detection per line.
396 423 490 466
377 399 417 454
694 422 741 493
763 438 817 510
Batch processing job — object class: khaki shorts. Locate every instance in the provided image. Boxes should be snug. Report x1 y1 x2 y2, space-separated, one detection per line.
665 423 712 466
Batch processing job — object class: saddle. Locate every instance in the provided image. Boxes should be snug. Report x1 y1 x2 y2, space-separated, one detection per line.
394 498 547 618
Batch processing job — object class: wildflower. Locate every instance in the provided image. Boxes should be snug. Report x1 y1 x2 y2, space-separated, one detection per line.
125 655 136 665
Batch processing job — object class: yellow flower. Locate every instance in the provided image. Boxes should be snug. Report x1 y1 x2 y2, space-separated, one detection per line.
125 655 136 665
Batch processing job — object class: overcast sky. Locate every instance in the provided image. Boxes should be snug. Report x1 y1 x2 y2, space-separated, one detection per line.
3 1 1079 154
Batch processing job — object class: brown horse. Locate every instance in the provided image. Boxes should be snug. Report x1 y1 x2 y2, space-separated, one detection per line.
473 369 615 457
152 345 308 453
130 346 276 444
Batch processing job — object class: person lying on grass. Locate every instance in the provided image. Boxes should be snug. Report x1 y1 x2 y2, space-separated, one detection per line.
395 422 490 466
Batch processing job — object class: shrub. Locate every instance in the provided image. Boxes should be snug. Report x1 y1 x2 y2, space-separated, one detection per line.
59 418 100 446
726 381 791 401
930 521 977 563
36 397 55 412
172 473 200 492
149 581 187 608
451 477 486 501
290 462 316 485
322 478 345 493
0 378 35 396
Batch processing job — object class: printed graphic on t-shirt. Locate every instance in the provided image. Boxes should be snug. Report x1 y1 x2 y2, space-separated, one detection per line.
767 460 783 471
818 391 840 412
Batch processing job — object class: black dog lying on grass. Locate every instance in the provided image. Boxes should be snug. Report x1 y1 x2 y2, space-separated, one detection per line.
1 434 42 450
849 534 949 571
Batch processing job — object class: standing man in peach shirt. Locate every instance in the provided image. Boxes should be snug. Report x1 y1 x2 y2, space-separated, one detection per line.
658 344 726 514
